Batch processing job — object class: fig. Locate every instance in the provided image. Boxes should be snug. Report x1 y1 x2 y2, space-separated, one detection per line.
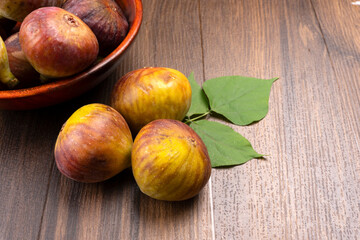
0 0 64 22
132 119 211 201
54 103 133 183
5 33 41 88
0 35 18 89
111 67 192 133
63 0 129 55
19 7 99 78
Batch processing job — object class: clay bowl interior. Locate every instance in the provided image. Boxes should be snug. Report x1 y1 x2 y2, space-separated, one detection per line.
0 0 142 110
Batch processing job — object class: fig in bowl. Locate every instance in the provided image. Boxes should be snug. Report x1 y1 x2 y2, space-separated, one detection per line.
5 33 41 89
0 35 18 89
19 7 99 78
0 0 142 110
63 0 129 56
111 67 192 133
132 119 211 201
54 103 133 183
0 0 64 22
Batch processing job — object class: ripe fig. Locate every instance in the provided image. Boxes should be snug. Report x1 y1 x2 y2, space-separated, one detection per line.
0 36 18 89
111 67 192 133
19 7 99 78
0 0 64 22
63 0 129 55
5 33 41 88
54 103 133 183
132 119 211 201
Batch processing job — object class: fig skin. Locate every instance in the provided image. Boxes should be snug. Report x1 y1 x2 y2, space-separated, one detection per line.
111 67 192 134
54 103 133 183
0 0 64 22
0 35 18 89
5 33 41 89
63 0 129 55
19 7 99 78
132 119 211 201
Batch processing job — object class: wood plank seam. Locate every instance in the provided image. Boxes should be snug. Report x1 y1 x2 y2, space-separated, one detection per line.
310 0 360 151
197 0 216 239
309 0 337 82
36 161 56 240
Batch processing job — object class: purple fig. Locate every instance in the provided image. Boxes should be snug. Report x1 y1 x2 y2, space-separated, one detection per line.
63 0 129 55
5 33 41 88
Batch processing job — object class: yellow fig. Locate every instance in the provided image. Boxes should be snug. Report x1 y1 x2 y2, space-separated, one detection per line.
0 35 18 89
111 67 192 133
132 119 211 201
54 103 133 183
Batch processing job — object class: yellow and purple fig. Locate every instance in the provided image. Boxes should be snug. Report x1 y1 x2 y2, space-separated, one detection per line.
111 67 192 133
19 7 99 78
54 103 133 183
132 119 211 201
0 0 64 22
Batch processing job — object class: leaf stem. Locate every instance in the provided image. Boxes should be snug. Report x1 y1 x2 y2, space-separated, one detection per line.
185 111 211 124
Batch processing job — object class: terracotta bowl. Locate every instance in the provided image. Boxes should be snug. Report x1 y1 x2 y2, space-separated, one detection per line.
0 0 142 110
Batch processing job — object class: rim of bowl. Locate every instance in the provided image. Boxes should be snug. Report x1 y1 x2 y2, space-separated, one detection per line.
0 0 143 99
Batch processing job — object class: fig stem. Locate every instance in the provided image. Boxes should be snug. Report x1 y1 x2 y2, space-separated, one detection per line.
40 75 50 83
0 71 18 88
185 111 211 124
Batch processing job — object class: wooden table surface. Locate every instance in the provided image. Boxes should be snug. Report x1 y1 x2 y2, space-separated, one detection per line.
1 0 360 239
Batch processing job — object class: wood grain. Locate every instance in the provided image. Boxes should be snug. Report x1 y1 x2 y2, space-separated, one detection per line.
199 0 360 239
311 0 360 128
0 109 58 240
1 0 360 239
38 1 212 240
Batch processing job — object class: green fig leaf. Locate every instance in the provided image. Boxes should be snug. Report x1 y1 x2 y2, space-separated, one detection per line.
190 120 263 167
186 72 209 117
202 76 278 125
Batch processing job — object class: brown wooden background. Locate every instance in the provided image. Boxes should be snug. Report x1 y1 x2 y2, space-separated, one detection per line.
1 0 360 239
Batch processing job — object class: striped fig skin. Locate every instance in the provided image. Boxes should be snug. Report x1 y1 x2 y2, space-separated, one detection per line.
111 67 192 134
0 0 64 22
132 119 211 201
54 103 133 183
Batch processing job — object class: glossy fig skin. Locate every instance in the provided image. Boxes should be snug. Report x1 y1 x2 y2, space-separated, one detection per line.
5 33 41 89
19 7 99 78
111 67 192 134
63 0 129 56
0 0 64 22
132 119 211 201
54 103 133 183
